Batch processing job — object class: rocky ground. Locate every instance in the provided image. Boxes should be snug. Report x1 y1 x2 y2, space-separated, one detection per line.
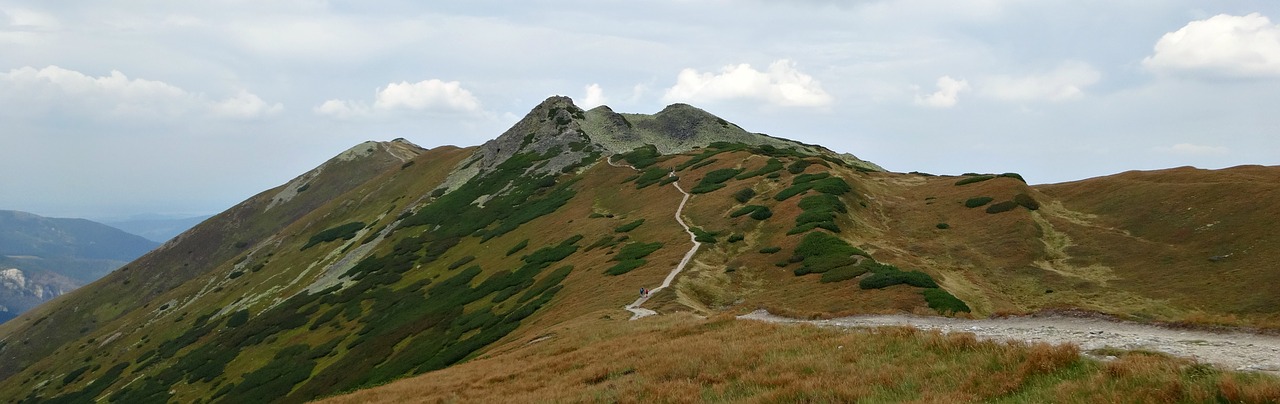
740 309 1280 375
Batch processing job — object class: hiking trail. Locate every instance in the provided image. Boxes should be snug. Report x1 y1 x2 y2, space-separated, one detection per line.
607 155 701 320
739 309 1280 375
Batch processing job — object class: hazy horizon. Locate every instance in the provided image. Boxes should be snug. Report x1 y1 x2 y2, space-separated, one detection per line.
3 1 1278 218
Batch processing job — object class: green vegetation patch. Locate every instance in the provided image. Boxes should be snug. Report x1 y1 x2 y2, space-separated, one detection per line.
301 221 366 250
954 175 996 186
633 167 670 189
788 193 847 234
790 232 869 281
614 219 645 233
619 146 660 169
922 288 971 315
999 172 1026 183
859 265 939 289
774 173 852 201
506 239 530 256
1014 193 1040 210
733 188 756 203
758 246 782 254
691 168 744 194
447 256 476 270
985 200 1020 214
964 196 994 208
691 227 719 243
729 205 772 221
606 242 664 276
787 159 812 174
734 158 783 180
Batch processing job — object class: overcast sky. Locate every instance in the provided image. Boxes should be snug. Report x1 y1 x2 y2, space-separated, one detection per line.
2 1 1278 219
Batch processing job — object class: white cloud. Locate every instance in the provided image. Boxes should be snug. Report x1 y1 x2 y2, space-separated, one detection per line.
662 59 833 107
3 8 61 30
980 61 1100 102
318 79 483 119
214 90 284 118
1143 13 1280 78
0 65 281 119
1160 143 1230 156
581 83 607 109
914 75 969 108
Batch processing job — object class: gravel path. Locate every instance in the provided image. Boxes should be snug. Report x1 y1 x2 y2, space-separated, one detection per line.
625 176 700 320
739 309 1280 374
607 155 702 320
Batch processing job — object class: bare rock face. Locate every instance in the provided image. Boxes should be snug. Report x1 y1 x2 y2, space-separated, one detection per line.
437 96 602 193
0 268 70 314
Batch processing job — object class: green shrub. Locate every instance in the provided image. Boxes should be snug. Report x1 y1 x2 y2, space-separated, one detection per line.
614 242 663 261
605 260 646 276
999 172 1026 183
985 200 1019 214
923 288 971 315
301 221 366 250
226 309 250 328
505 239 529 256
1013 193 1040 210
446 256 475 270
584 235 616 252
750 207 773 220
633 167 670 189
936 223 950 229
759 246 782 254
729 205 766 218
787 159 812 174
954 175 996 186
775 175 851 201
518 265 573 303
733 188 756 203
859 269 938 289
794 231 865 258
964 196 994 208
691 227 718 243
691 168 744 194
727 233 745 243
819 264 867 283
620 145 660 169
735 158 783 180
614 219 645 233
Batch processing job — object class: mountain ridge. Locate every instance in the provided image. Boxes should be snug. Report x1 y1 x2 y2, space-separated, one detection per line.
1 96 1277 402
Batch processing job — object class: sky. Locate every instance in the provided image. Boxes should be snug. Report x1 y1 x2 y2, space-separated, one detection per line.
2 0 1278 219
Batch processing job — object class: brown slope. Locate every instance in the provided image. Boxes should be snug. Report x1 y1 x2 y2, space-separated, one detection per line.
0 140 426 380
1037 165 1280 324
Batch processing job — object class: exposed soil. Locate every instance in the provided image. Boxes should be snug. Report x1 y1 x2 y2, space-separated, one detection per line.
740 309 1280 375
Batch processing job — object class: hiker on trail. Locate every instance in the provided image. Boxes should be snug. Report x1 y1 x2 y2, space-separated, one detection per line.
640 288 645 297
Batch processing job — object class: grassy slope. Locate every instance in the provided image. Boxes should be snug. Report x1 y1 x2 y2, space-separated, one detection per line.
1037 165 1280 326
322 313 1280 403
0 141 427 381
0 144 460 400
5 126 1279 402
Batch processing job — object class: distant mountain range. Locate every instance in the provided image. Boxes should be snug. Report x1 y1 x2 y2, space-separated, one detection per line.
0 210 159 322
102 214 213 243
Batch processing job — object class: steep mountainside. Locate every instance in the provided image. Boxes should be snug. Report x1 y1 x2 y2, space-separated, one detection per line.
0 97 1276 402
0 210 159 319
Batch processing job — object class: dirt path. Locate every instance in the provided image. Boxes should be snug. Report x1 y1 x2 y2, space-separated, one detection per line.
607 155 702 320
739 310 1280 374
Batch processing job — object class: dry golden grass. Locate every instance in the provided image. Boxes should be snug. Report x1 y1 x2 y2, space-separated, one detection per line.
318 313 1280 403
